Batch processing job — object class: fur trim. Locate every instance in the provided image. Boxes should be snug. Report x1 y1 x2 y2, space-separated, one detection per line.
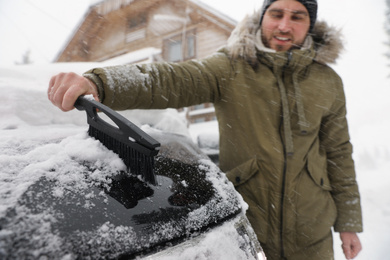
227 11 262 67
226 9 344 66
311 21 344 64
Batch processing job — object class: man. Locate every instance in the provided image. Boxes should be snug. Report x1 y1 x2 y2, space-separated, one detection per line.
48 0 363 259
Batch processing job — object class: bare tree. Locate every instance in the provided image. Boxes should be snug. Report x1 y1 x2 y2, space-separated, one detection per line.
386 0 390 62
15 49 33 65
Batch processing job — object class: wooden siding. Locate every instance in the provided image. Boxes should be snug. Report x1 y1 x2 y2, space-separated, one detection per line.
197 24 231 58
56 0 235 63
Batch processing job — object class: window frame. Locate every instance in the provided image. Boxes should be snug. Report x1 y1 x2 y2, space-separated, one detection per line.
163 29 197 62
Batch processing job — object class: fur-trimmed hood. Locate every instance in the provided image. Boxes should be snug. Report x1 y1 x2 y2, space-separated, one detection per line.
226 8 344 66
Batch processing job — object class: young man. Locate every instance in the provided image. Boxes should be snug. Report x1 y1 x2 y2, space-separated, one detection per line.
48 0 363 259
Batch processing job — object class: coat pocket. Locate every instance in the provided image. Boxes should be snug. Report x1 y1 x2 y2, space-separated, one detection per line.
226 157 268 244
306 149 332 191
295 149 337 247
226 158 258 187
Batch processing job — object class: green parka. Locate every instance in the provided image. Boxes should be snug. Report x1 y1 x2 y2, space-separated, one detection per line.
84 12 362 258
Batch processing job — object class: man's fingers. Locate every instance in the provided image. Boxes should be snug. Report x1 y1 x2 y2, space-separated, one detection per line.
350 241 362 259
340 232 362 260
342 242 360 260
48 76 56 98
48 72 99 111
342 242 352 259
61 82 91 111
49 73 67 110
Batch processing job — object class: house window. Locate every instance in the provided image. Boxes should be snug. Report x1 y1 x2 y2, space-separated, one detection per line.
193 104 205 110
126 13 147 43
164 30 196 62
194 117 206 123
128 13 147 29
186 35 195 58
168 40 183 62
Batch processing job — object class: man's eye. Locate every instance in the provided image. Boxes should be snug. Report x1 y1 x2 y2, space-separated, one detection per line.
271 14 283 19
292 15 304 21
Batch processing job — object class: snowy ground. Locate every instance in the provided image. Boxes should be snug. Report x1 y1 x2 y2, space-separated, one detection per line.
1 62 389 259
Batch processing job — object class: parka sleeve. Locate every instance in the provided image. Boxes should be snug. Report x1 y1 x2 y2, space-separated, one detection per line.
319 76 363 233
83 51 233 111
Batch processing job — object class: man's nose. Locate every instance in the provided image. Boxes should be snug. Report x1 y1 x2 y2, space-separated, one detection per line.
278 17 292 32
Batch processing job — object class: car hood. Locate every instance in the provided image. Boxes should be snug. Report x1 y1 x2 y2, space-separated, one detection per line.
0 125 242 259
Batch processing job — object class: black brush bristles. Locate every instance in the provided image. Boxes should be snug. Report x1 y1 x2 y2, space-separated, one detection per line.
88 125 157 185
75 96 160 185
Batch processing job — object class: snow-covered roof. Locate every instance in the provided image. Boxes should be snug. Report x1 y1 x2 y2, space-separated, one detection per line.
190 0 237 26
90 0 237 25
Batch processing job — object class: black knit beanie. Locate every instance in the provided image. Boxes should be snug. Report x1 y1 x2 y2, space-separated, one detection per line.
259 0 318 33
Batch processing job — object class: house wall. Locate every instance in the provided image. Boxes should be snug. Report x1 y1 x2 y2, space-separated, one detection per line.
196 24 230 58
56 0 234 63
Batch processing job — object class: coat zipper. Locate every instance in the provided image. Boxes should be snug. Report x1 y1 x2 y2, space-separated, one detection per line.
279 51 292 258
280 156 287 258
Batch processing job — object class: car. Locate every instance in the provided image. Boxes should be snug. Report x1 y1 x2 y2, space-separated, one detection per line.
0 64 265 260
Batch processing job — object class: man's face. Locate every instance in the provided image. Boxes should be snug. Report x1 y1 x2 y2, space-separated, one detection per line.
261 0 311 52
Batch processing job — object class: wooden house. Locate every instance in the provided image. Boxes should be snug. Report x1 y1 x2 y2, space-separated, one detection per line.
55 0 237 124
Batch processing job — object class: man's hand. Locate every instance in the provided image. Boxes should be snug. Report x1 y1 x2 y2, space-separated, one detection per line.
340 232 362 259
48 72 99 111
